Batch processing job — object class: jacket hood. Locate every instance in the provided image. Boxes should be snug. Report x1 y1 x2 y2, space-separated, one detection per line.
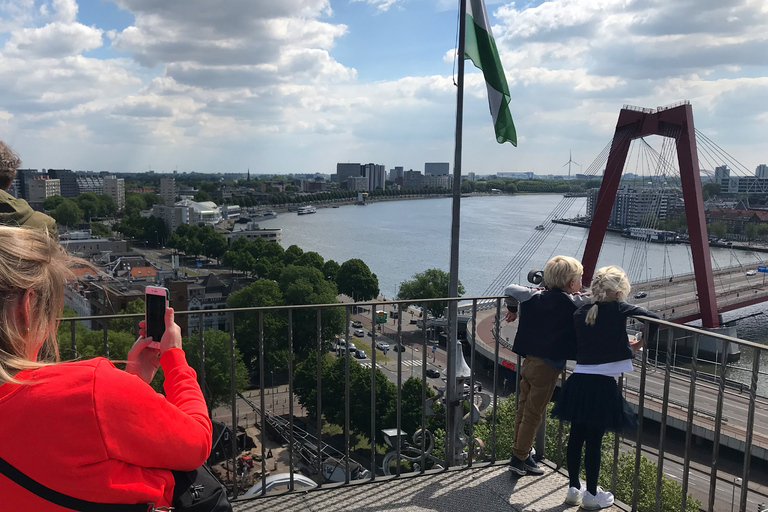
0 189 34 225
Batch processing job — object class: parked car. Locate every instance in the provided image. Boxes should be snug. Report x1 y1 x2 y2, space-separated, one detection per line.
351 321 363 328
354 349 367 359
425 368 440 378
367 331 374 337
375 341 390 351
390 310 399 319
353 329 366 337
746 270 757 276
634 291 647 299
409 319 418 325
333 339 356 353
392 344 406 352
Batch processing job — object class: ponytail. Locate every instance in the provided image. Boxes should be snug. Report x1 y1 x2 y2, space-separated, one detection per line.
585 304 599 326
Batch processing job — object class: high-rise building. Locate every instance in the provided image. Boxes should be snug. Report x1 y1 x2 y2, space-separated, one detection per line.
160 177 176 207
756 164 768 179
336 163 362 189
467 172 476 181
47 169 79 197
28 178 60 210
425 162 449 176
362 163 386 190
587 185 681 228
103 176 126 211
389 166 404 181
76 175 103 194
15 169 42 200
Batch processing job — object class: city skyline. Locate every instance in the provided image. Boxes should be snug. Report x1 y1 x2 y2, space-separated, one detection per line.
0 1 766 175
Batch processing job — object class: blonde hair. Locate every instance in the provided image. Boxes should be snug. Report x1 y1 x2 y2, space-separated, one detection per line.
542 255 583 291
0 226 89 384
585 265 631 325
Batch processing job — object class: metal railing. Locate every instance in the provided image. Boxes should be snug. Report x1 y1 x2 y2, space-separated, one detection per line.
58 297 767 511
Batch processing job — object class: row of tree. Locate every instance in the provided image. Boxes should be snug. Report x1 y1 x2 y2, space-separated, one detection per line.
44 192 119 227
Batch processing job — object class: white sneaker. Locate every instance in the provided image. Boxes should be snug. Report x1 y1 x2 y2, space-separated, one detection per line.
565 484 585 506
581 487 614 510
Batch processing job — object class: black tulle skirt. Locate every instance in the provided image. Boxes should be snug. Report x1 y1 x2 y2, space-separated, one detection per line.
550 373 638 433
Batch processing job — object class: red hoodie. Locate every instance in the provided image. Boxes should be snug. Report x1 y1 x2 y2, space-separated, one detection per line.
0 348 212 509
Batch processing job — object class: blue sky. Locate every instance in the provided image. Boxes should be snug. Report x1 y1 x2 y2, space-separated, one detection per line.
0 0 767 176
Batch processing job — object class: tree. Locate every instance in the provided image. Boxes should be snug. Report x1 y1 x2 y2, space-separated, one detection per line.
90 222 113 238
110 298 145 334
194 190 212 202
52 199 83 227
43 195 66 211
323 260 340 282
397 269 465 318
336 258 379 302
183 330 249 410
77 192 102 221
707 221 727 239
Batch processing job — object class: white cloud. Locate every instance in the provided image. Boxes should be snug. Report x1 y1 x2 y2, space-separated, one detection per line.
350 0 406 13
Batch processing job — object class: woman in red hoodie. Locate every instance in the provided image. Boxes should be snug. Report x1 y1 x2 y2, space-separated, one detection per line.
0 225 212 509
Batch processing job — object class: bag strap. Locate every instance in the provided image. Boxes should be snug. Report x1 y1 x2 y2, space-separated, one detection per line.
0 456 155 512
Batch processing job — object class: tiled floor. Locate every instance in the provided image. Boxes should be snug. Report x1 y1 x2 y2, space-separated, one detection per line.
232 464 625 512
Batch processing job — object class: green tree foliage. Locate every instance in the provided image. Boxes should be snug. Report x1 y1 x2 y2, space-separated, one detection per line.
294 355 397 444
336 258 379 302
183 329 249 410
43 195 66 211
400 376 439 436
323 260 340 282
194 190 212 202
397 269 465 318
167 224 226 259
707 221 727 239
702 182 720 200
90 221 113 238
52 199 83 227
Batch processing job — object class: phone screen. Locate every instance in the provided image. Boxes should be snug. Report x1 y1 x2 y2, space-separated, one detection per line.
146 292 167 343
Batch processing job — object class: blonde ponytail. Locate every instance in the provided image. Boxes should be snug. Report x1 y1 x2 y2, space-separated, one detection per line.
585 304 599 326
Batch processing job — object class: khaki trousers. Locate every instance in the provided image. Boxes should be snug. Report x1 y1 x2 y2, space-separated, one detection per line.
512 355 562 461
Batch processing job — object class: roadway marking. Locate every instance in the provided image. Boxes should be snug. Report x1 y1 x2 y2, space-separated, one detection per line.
360 362 382 369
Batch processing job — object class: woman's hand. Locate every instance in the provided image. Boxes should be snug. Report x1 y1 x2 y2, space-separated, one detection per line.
126 320 161 384
630 337 644 353
159 308 183 355
505 311 518 323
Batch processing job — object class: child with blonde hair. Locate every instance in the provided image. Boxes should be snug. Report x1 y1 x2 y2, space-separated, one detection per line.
551 265 658 509
504 255 590 476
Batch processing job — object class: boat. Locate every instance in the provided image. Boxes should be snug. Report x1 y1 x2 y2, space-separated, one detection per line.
535 225 545 231
297 205 317 215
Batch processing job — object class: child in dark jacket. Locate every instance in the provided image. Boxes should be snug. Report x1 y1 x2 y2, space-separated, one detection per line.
504 255 589 476
551 265 659 510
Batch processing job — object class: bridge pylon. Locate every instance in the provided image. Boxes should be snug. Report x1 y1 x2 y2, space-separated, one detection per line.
581 101 719 328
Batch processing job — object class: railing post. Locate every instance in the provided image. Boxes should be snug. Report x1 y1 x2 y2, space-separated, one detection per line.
656 324 673 512
103 319 109 358
420 302 428 474
70 321 77 359
491 298 501 464
316 309 323 488
682 333 700 511
740 347 760 512
287 309 295 492
468 298 477 467
631 319 650 512
367 305 376 482
198 314 207 408
229 311 238 499
708 340 730 512
396 306 403 476
258 311 267 496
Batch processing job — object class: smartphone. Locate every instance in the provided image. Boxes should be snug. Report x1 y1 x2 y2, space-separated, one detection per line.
145 286 169 349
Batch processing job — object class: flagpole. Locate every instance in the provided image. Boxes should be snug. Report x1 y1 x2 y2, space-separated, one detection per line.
446 0 467 468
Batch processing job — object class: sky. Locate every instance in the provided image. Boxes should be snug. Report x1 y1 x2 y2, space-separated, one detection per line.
0 0 766 176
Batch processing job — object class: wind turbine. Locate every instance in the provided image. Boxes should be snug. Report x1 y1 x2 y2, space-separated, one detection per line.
562 151 581 178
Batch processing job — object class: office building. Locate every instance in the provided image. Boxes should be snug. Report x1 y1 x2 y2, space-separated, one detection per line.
160 177 176 207
15 169 42 200
28 178 60 210
362 163 386 190
337 163 362 189
76 175 103 194
425 162 449 176
47 169 79 198
389 166 404 181
715 165 768 194
587 185 681 228
103 176 125 211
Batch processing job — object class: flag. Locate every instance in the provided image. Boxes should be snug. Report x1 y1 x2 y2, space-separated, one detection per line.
465 0 517 146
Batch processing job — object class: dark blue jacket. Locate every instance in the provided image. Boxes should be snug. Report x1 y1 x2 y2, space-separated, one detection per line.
511 288 584 361
573 302 660 365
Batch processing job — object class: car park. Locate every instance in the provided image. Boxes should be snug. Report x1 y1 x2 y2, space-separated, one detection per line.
351 321 363 328
353 329 365 337
425 368 440 378
354 349 366 359
634 291 647 299
746 270 757 276
375 341 390 351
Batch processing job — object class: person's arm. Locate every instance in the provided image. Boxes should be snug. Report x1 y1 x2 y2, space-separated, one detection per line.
93 352 212 471
620 302 661 348
564 291 591 308
503 283 541 322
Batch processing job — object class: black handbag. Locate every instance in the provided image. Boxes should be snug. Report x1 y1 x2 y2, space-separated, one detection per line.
0 456 232 512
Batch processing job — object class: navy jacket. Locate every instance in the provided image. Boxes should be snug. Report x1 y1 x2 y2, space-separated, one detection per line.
573 301 660 365
507 286 589 361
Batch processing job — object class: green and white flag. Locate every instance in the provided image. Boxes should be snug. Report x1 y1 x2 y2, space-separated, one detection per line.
465 0 517 146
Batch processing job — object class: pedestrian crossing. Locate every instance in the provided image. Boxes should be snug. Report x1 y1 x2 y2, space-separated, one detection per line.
359 360 422 369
